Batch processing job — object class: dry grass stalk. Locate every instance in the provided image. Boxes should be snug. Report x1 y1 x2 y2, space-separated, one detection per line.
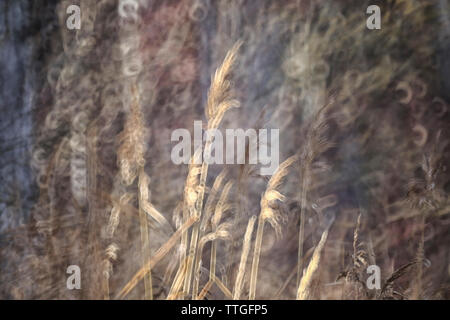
214 278 233 299
86 123 103 299
125 85 169 300
193 181 233 298
274 245 316 299
249 155 297 300
353 213 361 269
196 279 213 300
351 213 364 299
200 169 228 232
184 41 242 298
208 181 234 293
200 222 233 251
226 144 252 282
184 149 203 215
167 257 189 300
380 261 417 298
178 149 202 299
192 222 232 297
196 271 234 300
108 83 152 299
138 169 152 299
297 97 335 287
406 153 441 299
211 181 233 229
209 272 234 299
195 168 228 292
233 215 257 300
138 167 169 300
103 192 132 299
117 85 146 186
103 243 119 300
197 223 232 268
116 215 198 299
139 169 171 228
296 229 329 300
248 216 268 300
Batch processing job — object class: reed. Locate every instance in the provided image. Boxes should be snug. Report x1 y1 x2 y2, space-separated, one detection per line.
249 155 297 300
297 97 335 288
296 229 329 300
183 41 242 298
233 215 257 300
192 180 233 298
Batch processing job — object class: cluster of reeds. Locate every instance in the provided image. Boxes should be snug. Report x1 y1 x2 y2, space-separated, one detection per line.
113 42 337 301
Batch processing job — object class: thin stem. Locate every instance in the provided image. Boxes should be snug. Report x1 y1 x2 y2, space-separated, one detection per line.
178 207 189 299
233 215 256 299
184 139 212 297
116 216 197 299
210 241 217 282
138 169 152 300
249 216 265 300
197 280 213 300
297 162 310 288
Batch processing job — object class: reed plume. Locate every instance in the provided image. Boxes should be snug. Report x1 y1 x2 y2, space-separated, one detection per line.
297 97 335 288
296 229 329 300
183 41 242 298
249 155 297 300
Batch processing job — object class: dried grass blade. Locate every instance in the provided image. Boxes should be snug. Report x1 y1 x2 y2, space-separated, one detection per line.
297 229 329 300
